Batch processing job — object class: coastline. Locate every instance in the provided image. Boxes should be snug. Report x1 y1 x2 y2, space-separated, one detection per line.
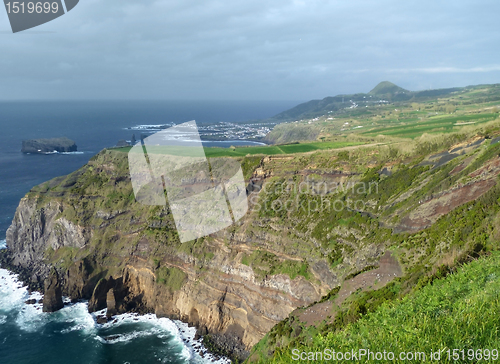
0 240 230 364
0 131 269 363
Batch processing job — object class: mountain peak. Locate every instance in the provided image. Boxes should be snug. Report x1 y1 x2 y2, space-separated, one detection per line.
369 81 409 96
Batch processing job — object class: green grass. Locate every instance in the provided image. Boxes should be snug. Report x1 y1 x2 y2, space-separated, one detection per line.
155 266 187 291
241 250 311 280
362 113 498 139
113 141 365 158
206 140 364 156
278 141 362 154
205 145 285 157
260 251 500 363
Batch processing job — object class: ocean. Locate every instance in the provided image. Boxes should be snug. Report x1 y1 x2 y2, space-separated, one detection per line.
0 100 297 364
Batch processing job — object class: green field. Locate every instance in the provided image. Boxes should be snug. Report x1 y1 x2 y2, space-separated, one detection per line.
361 113 498 139
277 141 362 154
114 141 364 158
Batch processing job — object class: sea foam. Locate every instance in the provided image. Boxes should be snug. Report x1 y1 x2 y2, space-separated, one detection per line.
0 238 228 363
93 311 230 363
0 268 45 335
126 123 175 131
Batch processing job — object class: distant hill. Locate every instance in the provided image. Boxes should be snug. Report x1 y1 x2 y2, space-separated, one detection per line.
270 82 466 121
369 81 409 97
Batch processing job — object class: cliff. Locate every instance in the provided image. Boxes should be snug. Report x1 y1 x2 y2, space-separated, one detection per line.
5 149 343 361
21 137 77 154
6 130 500 362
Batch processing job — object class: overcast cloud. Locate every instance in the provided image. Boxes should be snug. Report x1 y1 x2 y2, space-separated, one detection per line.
1 0 499 100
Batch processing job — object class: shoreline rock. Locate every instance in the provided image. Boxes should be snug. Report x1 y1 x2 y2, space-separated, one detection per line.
43 268 64 312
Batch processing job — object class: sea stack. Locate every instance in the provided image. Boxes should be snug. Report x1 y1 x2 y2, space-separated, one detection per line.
42 269 64 313
21 137 77 154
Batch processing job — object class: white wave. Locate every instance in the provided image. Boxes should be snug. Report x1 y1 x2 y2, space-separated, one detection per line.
0 268 31 313
0 268 96 335
127 123 175 131
15 293 47 333
0 268 47 332
174 320 231 364
0 239 6 249
58 302 96 334
96 327 165 344
0 266 228 363
42 151 86 155
92 311 230 363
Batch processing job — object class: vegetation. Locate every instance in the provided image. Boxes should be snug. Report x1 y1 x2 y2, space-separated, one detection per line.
264 82 500 144
253 251 500 363
245 114 500 362
263 123 321 144
269 82 500 124
155 266 187 291
241 250 310 280
20 82 500 364
114 140 364 158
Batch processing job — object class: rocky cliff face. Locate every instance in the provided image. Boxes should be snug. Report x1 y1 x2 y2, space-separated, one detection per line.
5 192 326 358
6 136 500 362
5 195 323 360
5 150 350 361
43 268 64 312
7 198 90 289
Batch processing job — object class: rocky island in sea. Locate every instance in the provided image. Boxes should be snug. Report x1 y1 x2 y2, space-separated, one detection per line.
21 137 77 154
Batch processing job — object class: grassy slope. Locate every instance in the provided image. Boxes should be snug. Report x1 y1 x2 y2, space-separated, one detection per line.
257 251 500 363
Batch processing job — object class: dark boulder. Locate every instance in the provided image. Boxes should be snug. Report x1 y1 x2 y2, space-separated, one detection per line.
96 315 108 324
43 269 64 312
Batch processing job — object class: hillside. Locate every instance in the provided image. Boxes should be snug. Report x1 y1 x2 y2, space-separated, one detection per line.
264 82 500 143
271 81 500 129
252 250 500 363
2 94 500 363
368 80 409 98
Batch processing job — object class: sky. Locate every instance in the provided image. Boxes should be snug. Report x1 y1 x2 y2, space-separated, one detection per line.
1 0 500 101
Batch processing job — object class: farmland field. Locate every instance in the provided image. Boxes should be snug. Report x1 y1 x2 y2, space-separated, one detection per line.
114 140 364 157
361 113 498 138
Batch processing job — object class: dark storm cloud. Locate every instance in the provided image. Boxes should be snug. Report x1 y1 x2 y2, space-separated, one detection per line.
0 0 499 100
